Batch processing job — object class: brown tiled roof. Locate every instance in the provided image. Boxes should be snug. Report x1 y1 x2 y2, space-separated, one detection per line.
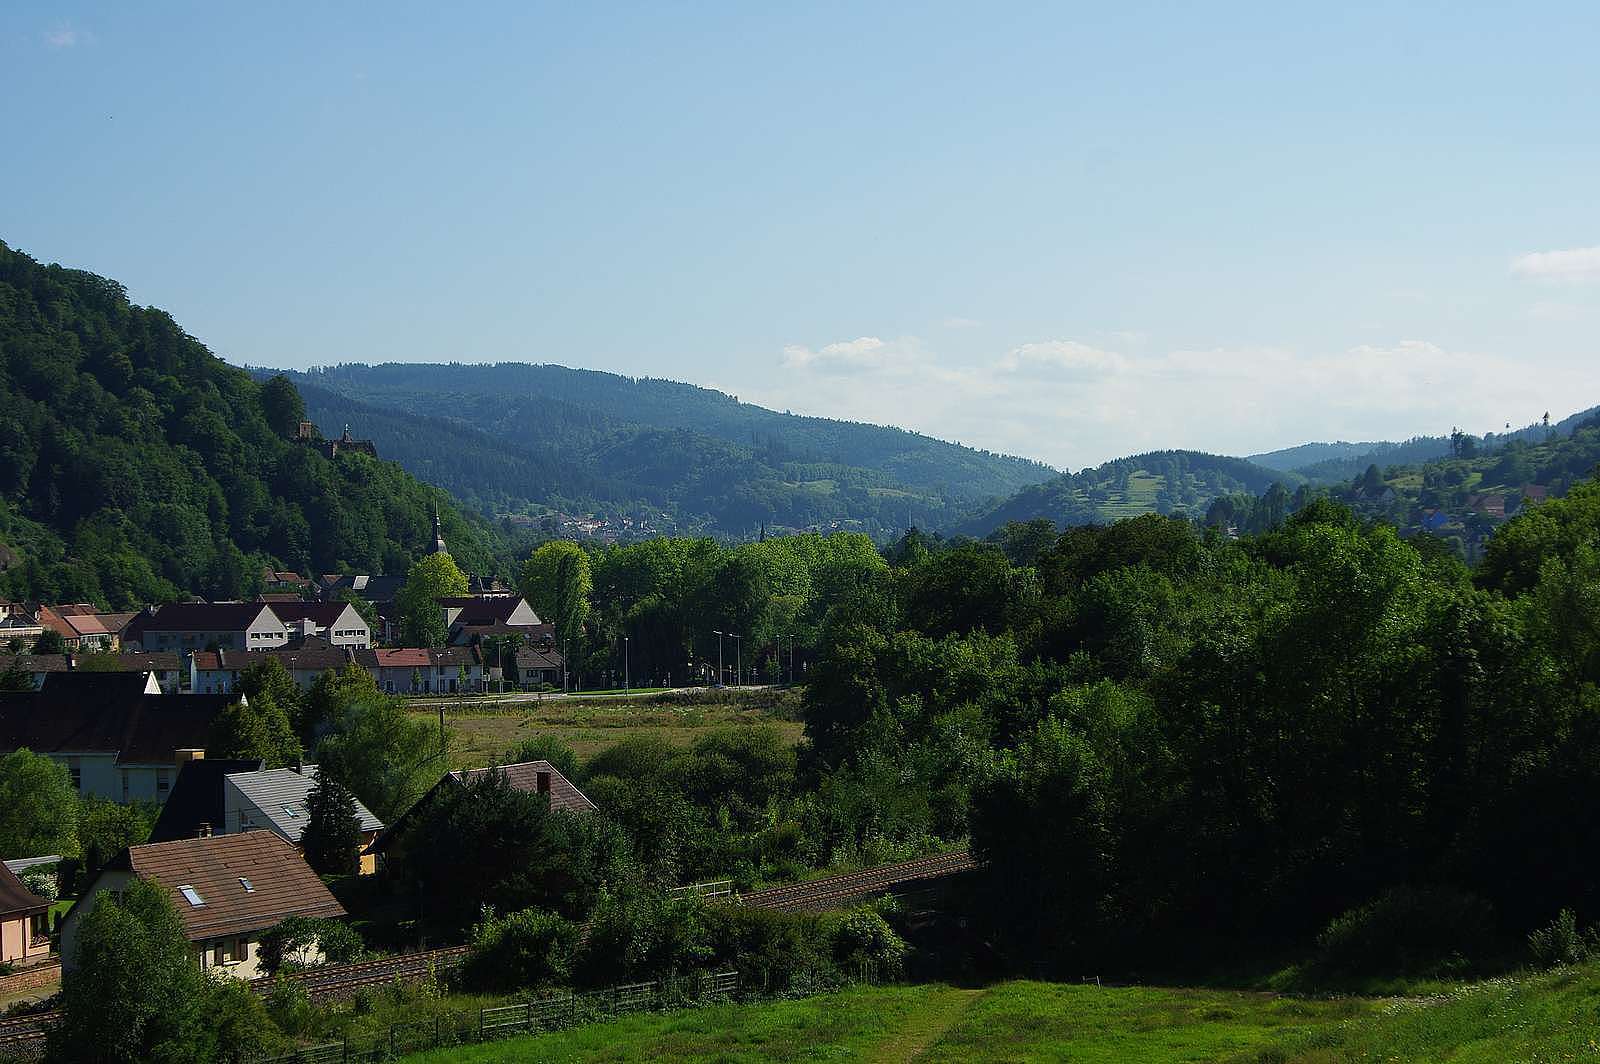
0 862 49 919
452 761 597 814
373 761 596 854
429 646 483 668
193 639 352 674
95 612 139 637
366 648 430 668
113 832 344 941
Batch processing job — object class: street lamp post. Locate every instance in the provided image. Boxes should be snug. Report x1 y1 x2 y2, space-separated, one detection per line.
623 635 630 696
731 634 742 687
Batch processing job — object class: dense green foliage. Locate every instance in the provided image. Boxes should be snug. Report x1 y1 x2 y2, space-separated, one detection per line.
51 879 278 1063
301 772 362 876
0 241 494 607
0 748 78 858
796 482 1600 975
271 362 1056 537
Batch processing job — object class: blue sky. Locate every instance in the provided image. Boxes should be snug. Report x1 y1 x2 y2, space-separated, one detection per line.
3 2 1597 468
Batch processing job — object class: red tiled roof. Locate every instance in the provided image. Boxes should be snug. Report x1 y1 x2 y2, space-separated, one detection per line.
369 649 430 668
112 832 344 941
451 761 597 814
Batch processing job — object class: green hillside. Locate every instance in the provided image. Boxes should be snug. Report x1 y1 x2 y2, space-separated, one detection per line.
960 450 1295 536
0 240 494 607
267 363 1057 538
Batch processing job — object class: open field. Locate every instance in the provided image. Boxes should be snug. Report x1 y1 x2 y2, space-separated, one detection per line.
412 688 805 766
399 965 1600 1063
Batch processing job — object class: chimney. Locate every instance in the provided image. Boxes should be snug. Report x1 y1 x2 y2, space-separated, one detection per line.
536 771 551 795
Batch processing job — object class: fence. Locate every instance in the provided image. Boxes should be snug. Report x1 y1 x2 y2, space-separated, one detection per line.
254 969 741 1064
666 878 734 900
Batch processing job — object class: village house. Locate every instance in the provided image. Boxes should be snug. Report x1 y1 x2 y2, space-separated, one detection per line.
0 672 235 804
440 595 545 645
0 862 51 967
266 601 371 648
511 643 565 689
61 832 346 979
36 605 119 652
0 604 44 650
128 601 289 654
148 759 266 843
223 765 384 874
371 760 596 862
190 636 355 695
355 646 492 694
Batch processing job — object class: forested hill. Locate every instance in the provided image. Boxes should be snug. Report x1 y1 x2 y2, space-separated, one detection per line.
0 241 493 608
265 362 1057 538
958 450 1293 536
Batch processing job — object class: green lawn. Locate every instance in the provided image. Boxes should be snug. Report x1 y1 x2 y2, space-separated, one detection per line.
417 690 804 766
396 965 1600 1063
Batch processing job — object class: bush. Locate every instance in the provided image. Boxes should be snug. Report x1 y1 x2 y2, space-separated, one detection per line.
828 906 907 977
704 906 837 993
576 888 711 987
1314 885 1494 977
462 907 579 992
1527 909 1600 968
20 869 57 901
258 916 365 974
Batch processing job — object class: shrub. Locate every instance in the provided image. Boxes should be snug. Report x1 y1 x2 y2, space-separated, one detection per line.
258 916 365 974
829 906 907 977
576 888 711 987
1314 885 1493 977
704 906 837 992
462 907 579 992
1527 909 1600 968
20 869 57 901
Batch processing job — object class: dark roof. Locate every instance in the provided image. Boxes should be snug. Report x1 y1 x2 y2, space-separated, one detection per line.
372 760 595 854
429 646 483 668
438 596 532 626
514 646 564 671
319 575 406 603
105 832 344 941
76 652 184 672
0 691 234 764
38 670 156 700
268 602 356 627
143 601 275 632
193 638 352 674
0 862 49 919
0 654 71 674
147 758 266 844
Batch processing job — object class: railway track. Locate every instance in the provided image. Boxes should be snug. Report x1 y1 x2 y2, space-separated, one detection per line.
251 944 470 998
0 1013 50 1057
737 849 975 912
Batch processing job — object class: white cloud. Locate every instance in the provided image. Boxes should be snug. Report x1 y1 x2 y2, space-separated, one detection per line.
780 335 923 373
44 24 78 48
999 340 1127 376
741 330 1594 470
1510 246 1600 282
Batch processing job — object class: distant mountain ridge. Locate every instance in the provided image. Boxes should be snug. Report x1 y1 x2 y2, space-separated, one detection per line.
261 362 1058 538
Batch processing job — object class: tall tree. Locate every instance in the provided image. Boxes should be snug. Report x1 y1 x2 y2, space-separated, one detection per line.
520 541 592 651
208 697 302 768
396 551 468 646
301 771 362 876
260 374 307 439
0 749 79 858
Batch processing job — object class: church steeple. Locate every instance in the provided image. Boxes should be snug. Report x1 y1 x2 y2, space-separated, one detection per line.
431 508 448 555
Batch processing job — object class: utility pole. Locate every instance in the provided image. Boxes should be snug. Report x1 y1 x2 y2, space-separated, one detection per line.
731 633 742 687
713 630 724 687
623 635 630 696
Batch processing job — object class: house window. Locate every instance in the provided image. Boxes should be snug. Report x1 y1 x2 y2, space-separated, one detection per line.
216 937 249 965
67 757 82 791
121 769 129 802
179 885 205 907
29 912 48 946
157 768 171 797
239 877 254 893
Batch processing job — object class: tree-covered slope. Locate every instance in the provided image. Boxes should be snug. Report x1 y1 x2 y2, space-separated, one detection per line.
268 363 1058 537
959 450 1295 536
0 240 492 607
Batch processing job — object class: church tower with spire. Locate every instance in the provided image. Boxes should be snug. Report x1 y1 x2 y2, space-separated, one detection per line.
431 509 448 555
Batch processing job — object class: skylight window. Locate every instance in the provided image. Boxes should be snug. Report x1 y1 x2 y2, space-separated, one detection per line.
283 806 299 818
179 885 204 907
239 877 254 893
